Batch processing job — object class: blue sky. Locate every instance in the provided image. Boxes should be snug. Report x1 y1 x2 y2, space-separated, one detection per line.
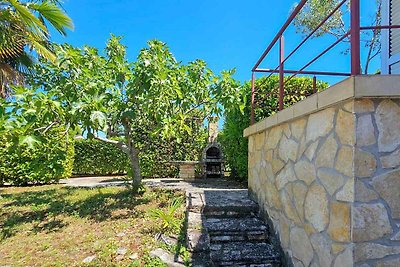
52 0 381 85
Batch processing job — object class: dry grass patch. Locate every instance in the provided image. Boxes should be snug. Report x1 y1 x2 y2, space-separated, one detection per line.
0 184 185 267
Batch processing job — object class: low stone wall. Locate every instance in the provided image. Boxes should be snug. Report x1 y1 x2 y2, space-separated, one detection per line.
244 76 400 267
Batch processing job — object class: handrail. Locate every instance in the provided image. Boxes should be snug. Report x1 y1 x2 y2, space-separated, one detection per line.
252 0 308 72
263 0 348 81
250 0 400 125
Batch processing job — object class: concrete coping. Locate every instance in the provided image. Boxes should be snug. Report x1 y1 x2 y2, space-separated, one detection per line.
243 75 400 138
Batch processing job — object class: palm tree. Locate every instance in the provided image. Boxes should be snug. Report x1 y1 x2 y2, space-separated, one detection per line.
0 0 73 98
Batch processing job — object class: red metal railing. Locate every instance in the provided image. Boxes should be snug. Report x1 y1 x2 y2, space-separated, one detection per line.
250 0 400 125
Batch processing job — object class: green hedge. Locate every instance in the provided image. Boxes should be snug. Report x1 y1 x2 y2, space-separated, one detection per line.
73 129 208 178
72 139 129 176
220 76 328 180
0 130 74 185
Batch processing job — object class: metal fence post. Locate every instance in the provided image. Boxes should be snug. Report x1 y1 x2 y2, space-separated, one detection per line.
350 0 361 75
251 72 255 125
313 76 317 94
279 35 285 111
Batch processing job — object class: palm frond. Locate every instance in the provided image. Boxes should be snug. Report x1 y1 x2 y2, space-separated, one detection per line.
30 1 74 36
25 31 55 61
0 63 24 98
7 0 48 37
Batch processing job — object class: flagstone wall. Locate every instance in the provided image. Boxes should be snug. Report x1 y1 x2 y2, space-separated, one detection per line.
244 76 400 267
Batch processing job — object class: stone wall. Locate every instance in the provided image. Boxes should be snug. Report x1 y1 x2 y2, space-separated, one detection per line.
353 99 400 267
245 79 400 267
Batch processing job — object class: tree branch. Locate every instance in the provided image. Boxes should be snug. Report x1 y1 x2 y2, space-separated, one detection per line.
93 132 130 154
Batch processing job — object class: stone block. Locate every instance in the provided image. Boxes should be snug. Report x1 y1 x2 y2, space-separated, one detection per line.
315 134 338 169
333 247 353 267
336 178 354 202
306 108 336 142
336 109 355 146
290 227 314 267
356 114 376 147
275 163 296 190
310 233 334 267
354 99 375 113
353 203 392 242
380 149 400 169
317 169 344 196
372 169 400 219
375 100 400 153
354 243 400 262
291 118 307 141
304 184 329 232
278 135 298 162
294 160 316 185
335 146 354 177
355 180 379 202
328 202 350 242
266 126 282 150
304 140 319 162
355 149 377 178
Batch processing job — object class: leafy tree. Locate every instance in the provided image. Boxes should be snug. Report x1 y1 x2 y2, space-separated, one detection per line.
0 0 74 98
293 0 382 74
1 36 243 188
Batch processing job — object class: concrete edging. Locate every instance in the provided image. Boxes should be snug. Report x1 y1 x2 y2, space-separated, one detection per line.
244 75 400 137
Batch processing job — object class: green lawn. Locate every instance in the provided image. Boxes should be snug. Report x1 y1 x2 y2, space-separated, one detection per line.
0 184 185 267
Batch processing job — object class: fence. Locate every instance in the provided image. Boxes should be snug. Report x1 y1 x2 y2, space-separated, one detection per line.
250 0 400 125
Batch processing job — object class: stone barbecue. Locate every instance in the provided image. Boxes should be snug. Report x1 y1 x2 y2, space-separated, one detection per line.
171 117 224 179
203 143 224 178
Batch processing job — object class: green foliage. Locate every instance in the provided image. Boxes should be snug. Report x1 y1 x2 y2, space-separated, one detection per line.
73 127 207 178
293 0 346 38
73 139 129 176
0 0 74 98
1 36 243 186
142 255 167 267
148 197 184 234
220 76 328 180
0 128 74 185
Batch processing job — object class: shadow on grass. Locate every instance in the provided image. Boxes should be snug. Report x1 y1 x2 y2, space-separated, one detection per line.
0 187 152 240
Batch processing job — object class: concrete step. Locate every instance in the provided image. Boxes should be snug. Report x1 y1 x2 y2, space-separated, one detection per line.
187 190 259 218
205 217 269 243
210 242 281 266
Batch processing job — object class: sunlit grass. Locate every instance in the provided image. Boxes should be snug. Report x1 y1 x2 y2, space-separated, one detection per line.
0 184 184 267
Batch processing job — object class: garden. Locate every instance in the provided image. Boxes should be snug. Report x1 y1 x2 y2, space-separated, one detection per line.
0 0 344 266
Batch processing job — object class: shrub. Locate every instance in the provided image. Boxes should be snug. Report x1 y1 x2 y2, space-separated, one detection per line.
220 76 328 180
73 126 208 178
73 139 129 176
0 129 74 185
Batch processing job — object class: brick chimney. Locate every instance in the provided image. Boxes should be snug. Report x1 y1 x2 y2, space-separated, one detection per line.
208 117 218 143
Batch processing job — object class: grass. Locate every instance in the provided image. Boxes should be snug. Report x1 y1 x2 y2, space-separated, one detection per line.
0 184 185 267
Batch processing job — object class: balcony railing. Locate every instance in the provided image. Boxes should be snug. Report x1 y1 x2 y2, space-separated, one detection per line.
250 0 400 125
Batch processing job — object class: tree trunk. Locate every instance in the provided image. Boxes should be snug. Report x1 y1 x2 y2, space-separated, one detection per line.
128 144 142 187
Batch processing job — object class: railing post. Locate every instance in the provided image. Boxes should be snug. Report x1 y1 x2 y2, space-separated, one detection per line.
313 76 317 94
251 72 255 125
279 35 285 111
350 0 361 75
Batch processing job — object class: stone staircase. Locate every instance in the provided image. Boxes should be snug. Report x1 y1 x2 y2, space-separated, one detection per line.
186 190 282 267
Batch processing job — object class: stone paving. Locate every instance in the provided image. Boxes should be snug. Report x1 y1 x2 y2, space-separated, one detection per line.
148 178 283 267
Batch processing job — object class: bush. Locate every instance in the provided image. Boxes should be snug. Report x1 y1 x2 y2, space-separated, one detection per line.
73 139 129 176
73 126 208 178
220 76 328 180
0 129 74 185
